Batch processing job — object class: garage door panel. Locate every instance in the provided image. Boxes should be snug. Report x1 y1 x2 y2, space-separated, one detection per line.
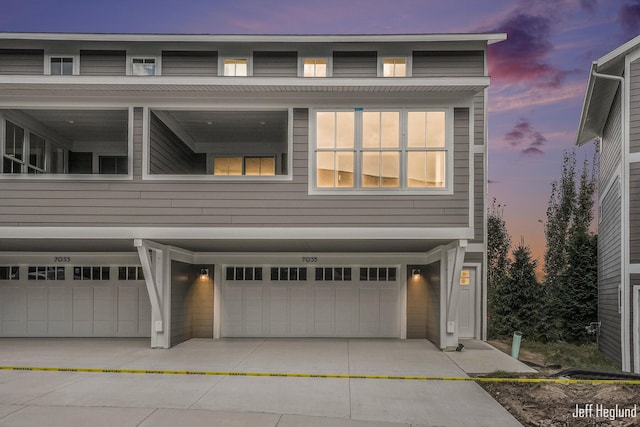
117 286 139 336
73 287 94 336
27 287 47 336
221 266 401 339
269 287 288 336
93 287 115 336
359 288 380 337
1 287 26 336
314 287 333 336
48 287 72 336
289 287 309 336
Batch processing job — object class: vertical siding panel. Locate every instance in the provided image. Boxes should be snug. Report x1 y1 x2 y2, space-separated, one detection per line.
133 108 143 181
79 50 126 75
474 93 485 145
332 52 377 77
406 265 428 339
0 49 44 75
170 260 192 346
630 58 640 152
253 52 297 77
161 51 217 76
412 51 484 77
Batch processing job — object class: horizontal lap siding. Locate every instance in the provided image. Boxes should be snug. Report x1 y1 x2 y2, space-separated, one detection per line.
601 89 622 188
0 49 43 75
472 154 484 242
253 52 297 77
412 51 484 77
332 52 377 77
631 59 640 152
149 112 205 175
599 175 622 365
0 108 470 228
79 50 126 76
161 51 217 76
474 93 484 145
630 163 640 263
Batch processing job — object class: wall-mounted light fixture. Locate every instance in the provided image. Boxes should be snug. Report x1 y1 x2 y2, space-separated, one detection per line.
200 268 209 278
411 268 421 278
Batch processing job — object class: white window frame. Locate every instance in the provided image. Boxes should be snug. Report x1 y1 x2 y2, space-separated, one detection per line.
221 57 251 76
142 107 293 182
309 107 453 195
0 108 134 181
378 56 411 77
127 55 160 76
299 57 331 77
45 54 79 76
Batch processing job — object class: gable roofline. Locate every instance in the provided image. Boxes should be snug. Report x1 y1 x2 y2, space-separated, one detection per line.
0 31 507 45
576 34 640 145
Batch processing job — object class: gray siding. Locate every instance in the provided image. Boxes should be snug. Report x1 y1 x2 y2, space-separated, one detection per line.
472 154 484 242
79 50 126 76
170 260 192 346
332 52 377 77
474 93 485 145
192 265 214 338
631 274 640 372
599 175 622 366
253 51 297 77
0 49 43 75
631 58 640 153
601 89 622 188
161 51 217 76
630 162 640 263
425 262 441 346
465 252 482 263
407 264 428 339
412 51 484 77
0 108 470 228
149 113 206 175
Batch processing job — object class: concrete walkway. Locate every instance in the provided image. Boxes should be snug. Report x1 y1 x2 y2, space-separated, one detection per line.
0 338 528 426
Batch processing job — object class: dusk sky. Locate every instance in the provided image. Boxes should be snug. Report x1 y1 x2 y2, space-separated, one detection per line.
2 0 639 266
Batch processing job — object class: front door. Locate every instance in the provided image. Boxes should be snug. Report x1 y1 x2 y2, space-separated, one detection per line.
457 268 476 338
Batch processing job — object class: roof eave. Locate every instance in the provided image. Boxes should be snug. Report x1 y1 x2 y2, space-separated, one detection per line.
575 62 598 146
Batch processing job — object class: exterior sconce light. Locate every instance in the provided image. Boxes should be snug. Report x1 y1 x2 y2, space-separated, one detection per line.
411 268 421 277
200 268 209 278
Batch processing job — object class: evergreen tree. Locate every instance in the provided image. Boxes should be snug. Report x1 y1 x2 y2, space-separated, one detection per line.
543 149 598 342
487 199 511 338
492 239 548 340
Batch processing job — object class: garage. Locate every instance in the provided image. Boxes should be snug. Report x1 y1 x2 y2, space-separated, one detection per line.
221 265 401 337
0 264 151 337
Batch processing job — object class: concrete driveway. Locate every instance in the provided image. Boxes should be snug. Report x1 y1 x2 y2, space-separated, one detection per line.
0 338 526 426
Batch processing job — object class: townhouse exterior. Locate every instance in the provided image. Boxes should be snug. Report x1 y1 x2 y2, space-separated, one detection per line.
576 34 640 372
0 32 505 349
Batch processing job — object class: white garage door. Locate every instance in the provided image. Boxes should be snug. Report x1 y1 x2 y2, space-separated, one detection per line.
222 266 400 338
0 265 151 337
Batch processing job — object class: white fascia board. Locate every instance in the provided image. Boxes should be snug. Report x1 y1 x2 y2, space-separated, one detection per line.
575 62 599 145
597 35 640 68
0 226 474 240
0 32 507 45
0 75 490 90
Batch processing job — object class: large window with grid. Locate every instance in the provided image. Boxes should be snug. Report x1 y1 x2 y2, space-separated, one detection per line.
313 109 450 192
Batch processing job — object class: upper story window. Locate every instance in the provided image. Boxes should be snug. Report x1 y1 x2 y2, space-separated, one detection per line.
303 58 328 77
132 57 157 76
382 58 407 77
224 59 248 76
3 121 25 174
50 57 74 75
313 109 450 193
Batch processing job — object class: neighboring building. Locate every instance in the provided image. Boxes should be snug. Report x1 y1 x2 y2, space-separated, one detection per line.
0 32 505 349
576 34 640 372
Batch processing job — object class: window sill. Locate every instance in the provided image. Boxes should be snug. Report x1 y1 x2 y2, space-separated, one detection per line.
0 174 133 181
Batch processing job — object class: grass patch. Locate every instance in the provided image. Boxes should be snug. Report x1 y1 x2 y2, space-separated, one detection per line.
518 341 619 371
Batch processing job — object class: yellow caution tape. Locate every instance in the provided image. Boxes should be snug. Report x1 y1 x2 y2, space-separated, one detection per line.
1 365 639 384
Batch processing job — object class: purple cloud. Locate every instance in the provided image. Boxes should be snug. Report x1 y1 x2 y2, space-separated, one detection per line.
488 6 576 88
618 0 640 40
504 119 547 155
580 0 598 12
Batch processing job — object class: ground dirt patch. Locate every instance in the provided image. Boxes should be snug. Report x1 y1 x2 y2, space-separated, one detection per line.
482 341 640 426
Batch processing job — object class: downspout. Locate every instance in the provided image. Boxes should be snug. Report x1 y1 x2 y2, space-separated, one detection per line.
592 70 628 371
